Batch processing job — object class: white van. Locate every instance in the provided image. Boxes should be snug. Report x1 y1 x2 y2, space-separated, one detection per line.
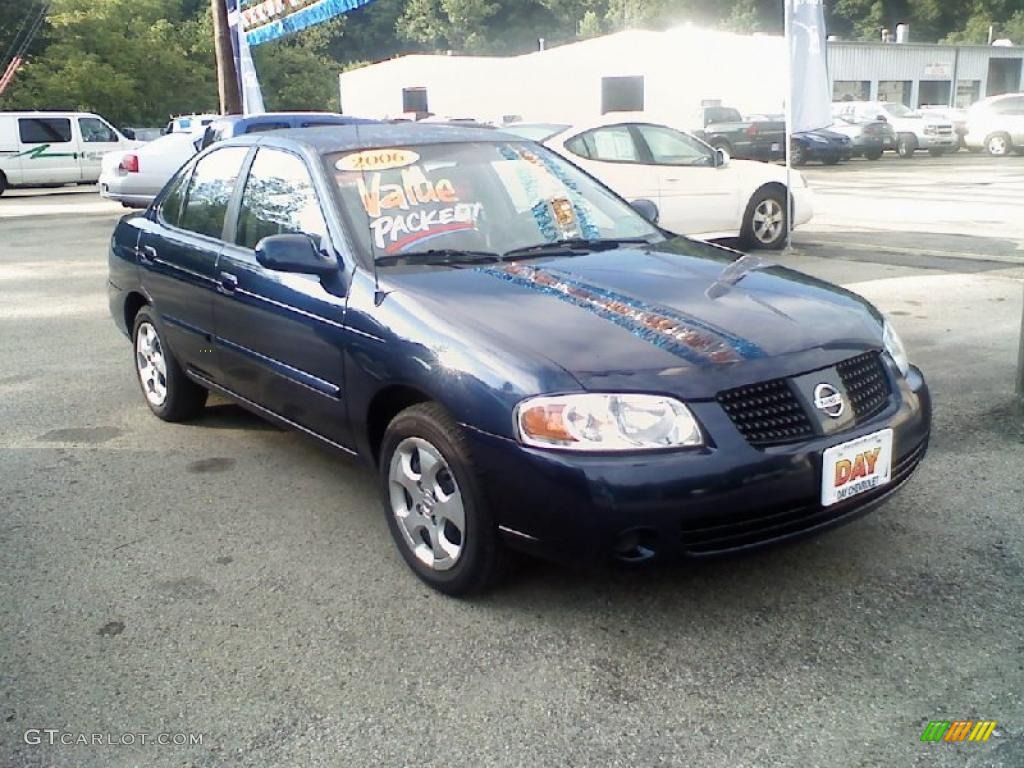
0 111 140 196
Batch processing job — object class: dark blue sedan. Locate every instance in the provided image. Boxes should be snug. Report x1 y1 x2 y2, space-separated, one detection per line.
108 125 931 595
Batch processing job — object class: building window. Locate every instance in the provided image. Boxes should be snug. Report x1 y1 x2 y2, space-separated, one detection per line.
955 80 981 107
833 80 870 102
986 57 1022 96
918 80 951 107
601 76 644 114
402 87 429 115
878 80 912 105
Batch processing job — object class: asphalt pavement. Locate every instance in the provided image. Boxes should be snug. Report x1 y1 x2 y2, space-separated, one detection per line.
1 154 1023 768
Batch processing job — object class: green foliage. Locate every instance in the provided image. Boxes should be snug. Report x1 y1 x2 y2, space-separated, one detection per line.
2 0 1021 127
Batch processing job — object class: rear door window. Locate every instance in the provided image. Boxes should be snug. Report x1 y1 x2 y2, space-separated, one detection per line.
244 122 289 134
19 118 72 144
235 148 328 250
585 126 641 162
178 147 249 239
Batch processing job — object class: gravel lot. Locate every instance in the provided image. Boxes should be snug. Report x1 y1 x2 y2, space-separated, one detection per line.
2 153 1023 767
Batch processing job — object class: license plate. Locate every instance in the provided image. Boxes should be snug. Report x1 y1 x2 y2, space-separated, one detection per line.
771 143 781 151
821 429 893 507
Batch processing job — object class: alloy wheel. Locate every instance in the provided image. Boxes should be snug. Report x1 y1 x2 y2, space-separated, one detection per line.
987 135 1009 156
135 322 168 406
752 198 784 245
388 437 465 571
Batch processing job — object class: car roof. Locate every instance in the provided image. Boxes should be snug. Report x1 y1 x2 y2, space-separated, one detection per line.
211 112 372 126
228 123 528 154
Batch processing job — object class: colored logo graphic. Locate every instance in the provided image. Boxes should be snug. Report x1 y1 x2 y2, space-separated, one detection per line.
920 720 997 742
13 143 78 160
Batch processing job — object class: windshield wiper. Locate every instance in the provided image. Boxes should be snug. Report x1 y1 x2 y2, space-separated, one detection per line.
375 249 500 267
501 237 653 261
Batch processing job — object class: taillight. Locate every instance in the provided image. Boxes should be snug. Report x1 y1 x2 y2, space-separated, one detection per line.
745 124 759 137
119 154 139 173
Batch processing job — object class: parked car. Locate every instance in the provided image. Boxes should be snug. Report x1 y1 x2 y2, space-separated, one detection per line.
832 101 957 157
506 116 812 249
962 93 1024 156
198 112 377 150
791 128 853 166
0 110 140 195
918 105 968 149
828 115 894 159
690 105 785 161
108 125 930 594
100 131 203 208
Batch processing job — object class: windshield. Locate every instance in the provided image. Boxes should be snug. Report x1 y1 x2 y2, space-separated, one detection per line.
327 141 661 262
882 103 914 118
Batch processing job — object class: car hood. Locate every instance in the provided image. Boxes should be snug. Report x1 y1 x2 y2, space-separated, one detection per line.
377 239 885 399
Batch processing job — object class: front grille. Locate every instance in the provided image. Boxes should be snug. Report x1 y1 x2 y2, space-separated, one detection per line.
679 438 928 555
716 378 814 447
836 351 890 421
719 351 893 448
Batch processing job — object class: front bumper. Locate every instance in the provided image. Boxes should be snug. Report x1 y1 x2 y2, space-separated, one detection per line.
465 365 931 565
917 134 958 150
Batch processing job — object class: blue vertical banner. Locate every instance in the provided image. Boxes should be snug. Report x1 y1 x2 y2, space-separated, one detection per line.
242 0 379 47
786 0 831 133
227 0 266 114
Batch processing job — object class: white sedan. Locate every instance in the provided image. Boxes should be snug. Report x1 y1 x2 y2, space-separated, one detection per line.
99 131 201 208
506 116 813 249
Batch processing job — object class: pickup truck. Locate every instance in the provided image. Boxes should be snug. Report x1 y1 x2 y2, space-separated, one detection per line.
691 106 785 161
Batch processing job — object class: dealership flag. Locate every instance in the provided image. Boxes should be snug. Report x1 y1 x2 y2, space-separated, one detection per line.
228 0 266 114
786 0 831 133
242 0 379 47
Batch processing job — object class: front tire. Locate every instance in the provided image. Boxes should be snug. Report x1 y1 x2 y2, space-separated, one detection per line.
132 308 207 421
985 132 1011 156
897 134 917 158
740 188 788 250
0 172 7 197
864 149 883 160
379 402 505 596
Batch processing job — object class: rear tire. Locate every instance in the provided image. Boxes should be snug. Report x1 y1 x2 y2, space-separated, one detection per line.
740 188 788 251
131 308 207 422
864 149 883 160
379 402 506 596
985 132 1011 156
0 172 7 197
897 134 917 158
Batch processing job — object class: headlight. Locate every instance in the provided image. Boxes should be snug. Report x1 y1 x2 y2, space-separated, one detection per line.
883 321 910 377
515 393 703 451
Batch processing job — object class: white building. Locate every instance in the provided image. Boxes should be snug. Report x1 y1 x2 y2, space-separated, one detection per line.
338 26 1024 125
338 26 788 127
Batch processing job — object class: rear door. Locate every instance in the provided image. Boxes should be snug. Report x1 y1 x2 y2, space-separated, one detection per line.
137 145 250 382
213 146 353 447
998 96 1024 143
15 116 79 184
632 123 740 235
0 115 22 184
77 116 124 182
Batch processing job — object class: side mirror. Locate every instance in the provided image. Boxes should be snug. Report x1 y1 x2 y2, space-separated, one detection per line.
121 127 136 140
715 147 730 167
255 233 337 276
629 198 659 224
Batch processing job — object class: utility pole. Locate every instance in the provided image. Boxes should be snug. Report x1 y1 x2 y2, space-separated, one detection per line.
211 0 241 114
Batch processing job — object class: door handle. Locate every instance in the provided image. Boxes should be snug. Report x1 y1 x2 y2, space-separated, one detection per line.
138 245 157 265
218 271 239 294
